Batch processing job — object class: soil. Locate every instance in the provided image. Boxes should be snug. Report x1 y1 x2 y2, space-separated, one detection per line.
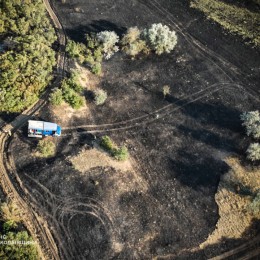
9 0 260 259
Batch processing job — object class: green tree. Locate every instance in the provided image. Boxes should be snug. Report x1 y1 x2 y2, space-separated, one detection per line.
143 23 178 55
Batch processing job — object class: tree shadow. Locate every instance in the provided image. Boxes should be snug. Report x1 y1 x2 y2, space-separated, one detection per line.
66 20 127 43
177 124 240 154
165 94 243 133
167 152 230 191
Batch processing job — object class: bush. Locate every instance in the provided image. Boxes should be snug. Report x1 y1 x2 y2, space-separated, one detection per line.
121 27 141 45
66 40 81 58
162 85 170 98
143 23 178 55
96 31 119 59
241 111 260 139
49 88 63 106
85 33 100 49
36 139 55 157
93 47 103 62
63 90 84 109
113 146 129 161
246 143 260 161
100 136 129 161
121 27 149 56
0 202 21 225
61 73 84 109
100 136 115 151
3 220 16 232
91 62 102 75
94 88 107 105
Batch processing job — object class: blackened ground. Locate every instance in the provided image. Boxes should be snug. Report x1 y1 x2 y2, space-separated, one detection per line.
11 0 260 259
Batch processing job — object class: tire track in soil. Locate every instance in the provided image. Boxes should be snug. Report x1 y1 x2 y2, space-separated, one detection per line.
63 82 256 135
20 169 119 260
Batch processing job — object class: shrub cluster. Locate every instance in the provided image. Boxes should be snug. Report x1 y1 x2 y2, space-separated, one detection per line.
100 136 129 161
241 110 260 161
49 71 84 109
66 24 178 75
0 0 56 112
66 35 103 75
36 139 55 157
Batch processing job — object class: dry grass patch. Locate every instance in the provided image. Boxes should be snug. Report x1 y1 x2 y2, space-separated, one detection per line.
69 147 133 173
200 157 260 248
191 0 260 46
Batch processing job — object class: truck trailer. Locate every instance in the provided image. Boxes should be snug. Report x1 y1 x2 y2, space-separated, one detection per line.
28 120 61 138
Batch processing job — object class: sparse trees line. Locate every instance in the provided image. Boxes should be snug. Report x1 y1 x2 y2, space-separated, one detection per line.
241 110 260 161
0 0 57 113
66 23 178 75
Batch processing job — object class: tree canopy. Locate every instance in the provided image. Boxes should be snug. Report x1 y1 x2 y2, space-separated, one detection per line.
0 0 56 112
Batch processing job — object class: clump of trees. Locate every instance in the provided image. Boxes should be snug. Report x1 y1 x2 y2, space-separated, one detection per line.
0 0 57 112
93 88 107 105
49 71 85 109
0 200 38 259
65 23 178 75
241 110 260 161
36 139 55 157
100 136 129 161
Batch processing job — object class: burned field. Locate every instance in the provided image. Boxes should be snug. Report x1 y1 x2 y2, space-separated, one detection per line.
10 0 260 259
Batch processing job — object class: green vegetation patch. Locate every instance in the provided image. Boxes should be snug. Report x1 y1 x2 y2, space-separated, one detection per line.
0 0 57 112
36 139 55 157
100 136 129 161
50 72 85 109
190 0 260 46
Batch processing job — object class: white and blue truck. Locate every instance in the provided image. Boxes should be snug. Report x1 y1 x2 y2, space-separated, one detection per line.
28 120 61 138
